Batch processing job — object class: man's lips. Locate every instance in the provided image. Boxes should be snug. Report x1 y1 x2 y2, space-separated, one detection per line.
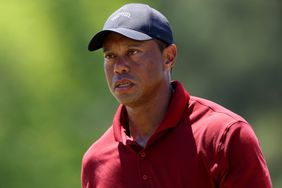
114 79 134 89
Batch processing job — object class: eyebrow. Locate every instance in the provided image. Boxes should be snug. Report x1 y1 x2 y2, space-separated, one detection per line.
103 42 144 53
102 48 110 53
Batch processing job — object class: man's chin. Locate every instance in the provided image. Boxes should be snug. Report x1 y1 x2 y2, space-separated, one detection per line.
115 95 138 107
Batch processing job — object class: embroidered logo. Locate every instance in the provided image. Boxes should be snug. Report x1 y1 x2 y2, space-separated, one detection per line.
111 12 131 21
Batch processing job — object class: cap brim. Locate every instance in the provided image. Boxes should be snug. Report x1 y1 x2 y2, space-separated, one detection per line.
88 28 152 51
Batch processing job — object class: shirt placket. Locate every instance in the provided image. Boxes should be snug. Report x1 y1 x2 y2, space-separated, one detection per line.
138 150 152 188
125 140 152 188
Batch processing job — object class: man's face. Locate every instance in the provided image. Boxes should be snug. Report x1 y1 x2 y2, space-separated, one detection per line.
102 32 170 107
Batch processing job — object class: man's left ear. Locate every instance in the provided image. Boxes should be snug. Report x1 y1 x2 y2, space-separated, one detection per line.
163 44 177 70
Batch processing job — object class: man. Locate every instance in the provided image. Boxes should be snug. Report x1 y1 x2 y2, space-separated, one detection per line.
82 3 271 188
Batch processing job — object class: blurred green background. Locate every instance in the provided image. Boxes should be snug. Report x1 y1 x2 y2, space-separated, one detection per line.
0 0 281 187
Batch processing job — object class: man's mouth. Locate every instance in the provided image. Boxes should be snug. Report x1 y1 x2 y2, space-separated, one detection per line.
114 80 134 89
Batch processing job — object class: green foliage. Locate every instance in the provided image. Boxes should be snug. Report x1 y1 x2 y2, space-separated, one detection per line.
0 0 281 187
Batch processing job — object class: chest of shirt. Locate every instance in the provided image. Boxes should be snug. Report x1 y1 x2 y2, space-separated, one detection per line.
92 124 214 188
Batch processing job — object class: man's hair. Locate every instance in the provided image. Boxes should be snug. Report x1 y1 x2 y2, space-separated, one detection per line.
155 39 170 52
154 39 174 74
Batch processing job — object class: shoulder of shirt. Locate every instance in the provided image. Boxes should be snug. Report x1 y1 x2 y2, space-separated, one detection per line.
187 96 266 183
187 95 254 145
82 126 116 163
189 95 248 124
187 95 256 155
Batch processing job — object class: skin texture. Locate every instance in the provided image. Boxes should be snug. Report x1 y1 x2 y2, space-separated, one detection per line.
102 32 177 146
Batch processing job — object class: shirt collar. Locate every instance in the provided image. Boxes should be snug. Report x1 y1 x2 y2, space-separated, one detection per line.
112 80 190 144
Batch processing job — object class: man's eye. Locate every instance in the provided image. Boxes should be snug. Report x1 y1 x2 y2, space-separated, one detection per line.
128 50 139 56
104 54 115 59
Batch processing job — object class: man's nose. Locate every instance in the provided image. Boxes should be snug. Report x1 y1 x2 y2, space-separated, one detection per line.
114 57 130 74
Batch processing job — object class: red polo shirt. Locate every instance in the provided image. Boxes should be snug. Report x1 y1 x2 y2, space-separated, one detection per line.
81 81 271 188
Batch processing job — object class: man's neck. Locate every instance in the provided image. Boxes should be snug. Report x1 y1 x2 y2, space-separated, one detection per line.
125 85 173 147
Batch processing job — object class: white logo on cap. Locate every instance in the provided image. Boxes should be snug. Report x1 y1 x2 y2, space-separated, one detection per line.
111 12 131 21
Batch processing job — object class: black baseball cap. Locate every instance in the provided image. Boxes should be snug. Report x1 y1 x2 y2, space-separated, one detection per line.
88 3 174 51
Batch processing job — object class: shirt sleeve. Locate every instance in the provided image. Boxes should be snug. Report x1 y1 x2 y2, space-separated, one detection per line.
218 121 272 188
